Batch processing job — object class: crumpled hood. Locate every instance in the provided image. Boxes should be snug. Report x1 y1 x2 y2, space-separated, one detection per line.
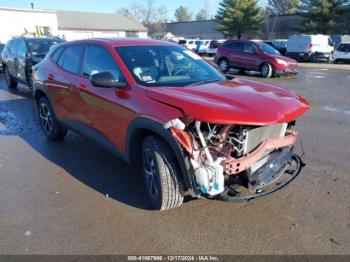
146 79 309 125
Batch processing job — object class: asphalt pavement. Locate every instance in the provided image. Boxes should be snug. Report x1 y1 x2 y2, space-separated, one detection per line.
0 68 349 255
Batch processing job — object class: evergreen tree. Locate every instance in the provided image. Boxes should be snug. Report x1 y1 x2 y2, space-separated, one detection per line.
299 0 349 34
215 0 264 39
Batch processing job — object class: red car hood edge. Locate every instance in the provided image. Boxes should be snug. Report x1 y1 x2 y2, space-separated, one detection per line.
146 79 309 125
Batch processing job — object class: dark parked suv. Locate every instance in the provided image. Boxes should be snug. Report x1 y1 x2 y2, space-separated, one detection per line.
215 40 297 78
2 37 63 88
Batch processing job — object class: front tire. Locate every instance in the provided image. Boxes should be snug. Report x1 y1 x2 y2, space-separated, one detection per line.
142 136 184 210
38 97 67 140
4 66 17 89
260 63 273 78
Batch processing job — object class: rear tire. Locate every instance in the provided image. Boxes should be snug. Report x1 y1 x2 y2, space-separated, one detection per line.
38 97 67 140
218 58 230 73
142 136 184 210
310 54 317 63
4 66 17 89
328 52 333 63
260 63 273 78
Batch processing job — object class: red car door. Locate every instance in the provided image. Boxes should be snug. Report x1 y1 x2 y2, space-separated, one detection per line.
77 45 129 149
242 42 261 70
47 45 88 124
226 42 246 69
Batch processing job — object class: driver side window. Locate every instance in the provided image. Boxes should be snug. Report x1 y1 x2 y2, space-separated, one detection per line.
83 45 123 82
17 40 27 58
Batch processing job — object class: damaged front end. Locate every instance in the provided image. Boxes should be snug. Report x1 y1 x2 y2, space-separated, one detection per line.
165 119 304 202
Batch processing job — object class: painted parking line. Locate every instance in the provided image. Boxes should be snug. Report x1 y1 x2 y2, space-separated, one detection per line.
323 105 350 115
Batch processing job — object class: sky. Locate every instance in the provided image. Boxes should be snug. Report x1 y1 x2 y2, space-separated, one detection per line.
0 0 268 20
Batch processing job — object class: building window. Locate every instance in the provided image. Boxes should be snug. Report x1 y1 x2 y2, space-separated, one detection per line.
125 31 138 37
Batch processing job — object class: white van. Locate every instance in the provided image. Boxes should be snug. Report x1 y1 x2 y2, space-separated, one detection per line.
197 40 211 54
286 35 334 62
207 39 226 56
178 39 194 49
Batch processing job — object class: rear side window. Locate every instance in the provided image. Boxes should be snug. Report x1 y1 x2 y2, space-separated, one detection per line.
17 40 27 58
225 42 243 51
209 41 219 48
83 45 122 81
51 47 64 63
9 39 19 54
337 44 350 52
61 45 86 74
178 40 186 45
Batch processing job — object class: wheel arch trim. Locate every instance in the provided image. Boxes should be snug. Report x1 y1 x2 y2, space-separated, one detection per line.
125 117 198 196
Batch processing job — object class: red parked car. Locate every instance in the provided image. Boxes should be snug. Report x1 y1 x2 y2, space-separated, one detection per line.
215 40 298 78
32 38 309 210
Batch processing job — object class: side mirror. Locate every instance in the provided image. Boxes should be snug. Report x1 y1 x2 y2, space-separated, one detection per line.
90 72 127 88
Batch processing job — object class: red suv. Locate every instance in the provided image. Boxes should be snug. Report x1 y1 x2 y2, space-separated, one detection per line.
215 40 298 78
33 39 309 210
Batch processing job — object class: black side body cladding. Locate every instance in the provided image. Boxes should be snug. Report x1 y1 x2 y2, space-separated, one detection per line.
125 118 198 196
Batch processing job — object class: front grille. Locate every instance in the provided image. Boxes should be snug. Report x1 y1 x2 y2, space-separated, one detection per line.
244 123 288 173
244 123 287 154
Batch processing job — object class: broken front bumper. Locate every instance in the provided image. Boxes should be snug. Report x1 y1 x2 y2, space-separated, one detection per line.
218 149 304 202
223 131 298 175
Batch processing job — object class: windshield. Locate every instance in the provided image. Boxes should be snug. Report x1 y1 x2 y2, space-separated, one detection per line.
337 43 350 52
27 39 63 56
115 45 225 87
259 43 280 56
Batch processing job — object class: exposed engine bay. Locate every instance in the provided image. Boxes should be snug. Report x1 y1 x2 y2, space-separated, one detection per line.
165 119 303 201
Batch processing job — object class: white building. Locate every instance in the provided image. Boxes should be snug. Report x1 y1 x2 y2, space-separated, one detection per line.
0 7 58 43
0 7 147 43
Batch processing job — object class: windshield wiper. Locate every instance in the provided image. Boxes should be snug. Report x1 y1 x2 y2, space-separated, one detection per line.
187 78 221 86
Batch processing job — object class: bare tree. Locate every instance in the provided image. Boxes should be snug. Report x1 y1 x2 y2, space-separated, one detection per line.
195 0 210 20
117 0 168 24
267 0 300 15
174 6 192 22
117 1 169 33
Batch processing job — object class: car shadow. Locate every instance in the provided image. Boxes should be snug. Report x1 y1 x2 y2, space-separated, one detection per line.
1 81 187 211
226 69 262 78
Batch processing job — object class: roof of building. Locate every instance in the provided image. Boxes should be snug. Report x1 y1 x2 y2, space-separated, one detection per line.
56 10 147 32
0 6 56 13
151 32 175 38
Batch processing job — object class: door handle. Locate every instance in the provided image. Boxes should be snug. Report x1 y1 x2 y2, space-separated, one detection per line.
48 73 55 80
